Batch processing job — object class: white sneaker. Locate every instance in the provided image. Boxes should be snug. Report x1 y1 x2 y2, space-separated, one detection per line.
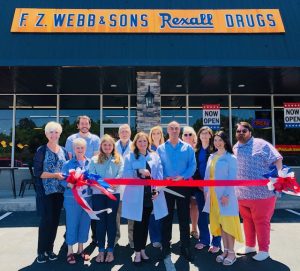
253 251 269 261
152 242 162 248
164 255 176 271
237 246 256 255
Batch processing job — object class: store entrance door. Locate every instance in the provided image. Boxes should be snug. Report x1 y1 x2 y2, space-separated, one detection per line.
101 125 120 140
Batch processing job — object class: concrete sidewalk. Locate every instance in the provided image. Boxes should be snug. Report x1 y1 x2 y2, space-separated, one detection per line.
0 190 299 212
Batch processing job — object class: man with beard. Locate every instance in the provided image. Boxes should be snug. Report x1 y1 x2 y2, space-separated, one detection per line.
233 122 282 261
65 115 100 243
157 121 196 265
65 116 100 160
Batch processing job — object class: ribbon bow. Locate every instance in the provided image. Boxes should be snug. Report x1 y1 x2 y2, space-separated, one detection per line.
265 166 300 196
66 169 116 220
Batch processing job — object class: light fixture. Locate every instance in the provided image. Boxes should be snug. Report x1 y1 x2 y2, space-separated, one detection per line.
144 86 154 108
110 84 117 88
46 84 53 88
176 84 183 88
238 84 245 88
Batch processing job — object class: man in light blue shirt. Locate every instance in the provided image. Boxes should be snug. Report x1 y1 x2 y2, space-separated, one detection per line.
157 121 196 263
65 116 100 159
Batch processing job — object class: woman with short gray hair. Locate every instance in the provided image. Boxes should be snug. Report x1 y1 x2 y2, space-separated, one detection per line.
33 121 69 264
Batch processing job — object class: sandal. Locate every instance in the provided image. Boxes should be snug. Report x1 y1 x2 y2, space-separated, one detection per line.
223 250 237 266
190 231 199 239
105 252 114 263
80 252 90 261
216 248 228 263
195 243 206 250
95 252 105 263
208 246 220 254
67 254 76 265
133 253 142 266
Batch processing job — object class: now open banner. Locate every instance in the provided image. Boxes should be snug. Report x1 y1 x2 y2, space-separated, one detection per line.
11 8 285 33
284 103 300 128
203 104 220 130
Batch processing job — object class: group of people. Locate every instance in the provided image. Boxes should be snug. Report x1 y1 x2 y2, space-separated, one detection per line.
33 115 283 268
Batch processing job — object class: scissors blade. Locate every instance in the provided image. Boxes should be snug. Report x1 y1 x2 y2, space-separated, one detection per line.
158 187 185 198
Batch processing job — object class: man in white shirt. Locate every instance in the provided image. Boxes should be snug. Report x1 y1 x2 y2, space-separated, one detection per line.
115 124 133 248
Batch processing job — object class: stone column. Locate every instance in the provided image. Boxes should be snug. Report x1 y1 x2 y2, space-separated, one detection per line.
136 72 161 132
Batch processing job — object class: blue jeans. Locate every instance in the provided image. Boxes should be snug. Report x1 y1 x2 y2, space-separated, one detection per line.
194 190 221 247
64 196 91 245
92 193 120 252
148 214 161 243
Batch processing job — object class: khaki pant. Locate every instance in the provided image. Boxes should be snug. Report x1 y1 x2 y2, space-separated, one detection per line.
115 201 134 246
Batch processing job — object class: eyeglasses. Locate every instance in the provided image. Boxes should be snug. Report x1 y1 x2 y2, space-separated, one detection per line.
183 133 193 137
236 129 248 134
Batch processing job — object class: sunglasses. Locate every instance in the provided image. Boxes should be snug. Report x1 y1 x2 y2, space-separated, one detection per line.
236 129 248 134
183 133 193 137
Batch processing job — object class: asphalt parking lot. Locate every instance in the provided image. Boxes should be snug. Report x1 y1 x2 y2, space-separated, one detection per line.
0 209 299 271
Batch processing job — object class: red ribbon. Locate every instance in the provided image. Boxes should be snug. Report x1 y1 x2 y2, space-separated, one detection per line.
273 177 300 193
104 178 269 187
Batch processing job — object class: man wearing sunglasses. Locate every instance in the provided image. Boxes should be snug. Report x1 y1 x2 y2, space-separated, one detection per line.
233 121 282 261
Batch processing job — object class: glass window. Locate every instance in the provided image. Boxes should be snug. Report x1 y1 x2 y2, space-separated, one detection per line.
130 96 137 136
231 96 272 144
274 96 300 166
0 96 13 166
15 95 57 166
189 96 229 134
161 96 187 125
59 95 100 145
103 95 128 124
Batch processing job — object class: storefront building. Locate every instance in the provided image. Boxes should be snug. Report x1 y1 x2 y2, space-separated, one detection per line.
0 0 299 168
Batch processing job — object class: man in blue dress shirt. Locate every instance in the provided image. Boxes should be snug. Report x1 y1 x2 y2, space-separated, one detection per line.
157 121 196 263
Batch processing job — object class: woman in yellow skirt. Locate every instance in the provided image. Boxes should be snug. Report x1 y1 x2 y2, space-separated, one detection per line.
203 131 243 266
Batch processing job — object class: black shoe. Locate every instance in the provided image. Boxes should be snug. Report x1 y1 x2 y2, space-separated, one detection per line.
36 253 47 263
91 239 97 246
133 256 142 266
141 257 151 263
46 251 58 261
180 247 194 262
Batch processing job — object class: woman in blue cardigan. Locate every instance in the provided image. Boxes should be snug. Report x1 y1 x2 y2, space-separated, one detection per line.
203 131 243 266
61 138 91 264
89 134 124 263
122 132 168 265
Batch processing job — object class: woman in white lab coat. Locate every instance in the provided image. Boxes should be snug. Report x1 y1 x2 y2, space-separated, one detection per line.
122 132 168 265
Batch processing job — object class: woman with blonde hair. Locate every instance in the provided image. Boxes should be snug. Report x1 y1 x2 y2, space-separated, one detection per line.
148 126 165 248
182 126 197 149
122 132 168 265
89 134 124 263
182 126 199 240
149 125 165 151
